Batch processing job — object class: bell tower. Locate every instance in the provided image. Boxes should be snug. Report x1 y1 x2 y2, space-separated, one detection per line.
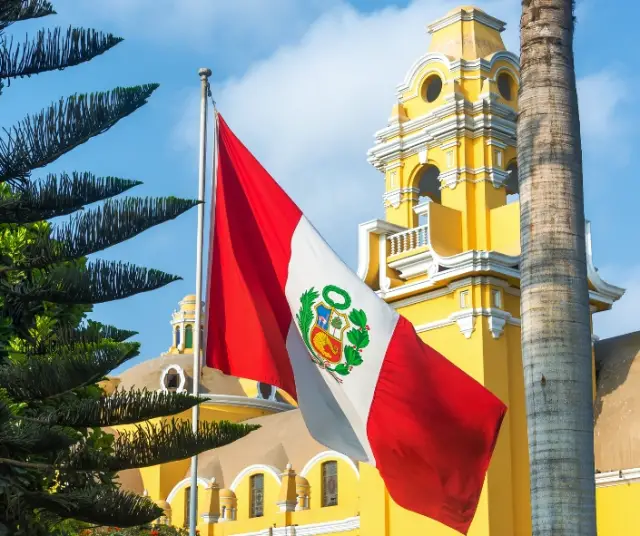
358 6 624 535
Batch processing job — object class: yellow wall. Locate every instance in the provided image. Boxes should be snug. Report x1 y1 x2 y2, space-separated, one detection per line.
596 481 640 535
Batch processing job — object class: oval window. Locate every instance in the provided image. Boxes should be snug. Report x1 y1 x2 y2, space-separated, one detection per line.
424 75 442 103
497 73 513 101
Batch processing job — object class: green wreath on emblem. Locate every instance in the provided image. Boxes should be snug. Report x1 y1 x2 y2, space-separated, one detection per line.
295 285 370 378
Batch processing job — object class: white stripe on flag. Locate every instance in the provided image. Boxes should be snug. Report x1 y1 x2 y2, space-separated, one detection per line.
284 217 399 464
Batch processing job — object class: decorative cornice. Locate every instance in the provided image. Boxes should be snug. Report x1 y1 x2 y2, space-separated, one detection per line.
386 275 517 310
357 219 407 282
427 8 506 34
382 187 419 209
373 93 516 145
596 468 640 488
201 513 220 524
200 394 294 413
585 221 625 303
414 307 519 339
388 250 437 280
231 517 360 536
368 111 516 170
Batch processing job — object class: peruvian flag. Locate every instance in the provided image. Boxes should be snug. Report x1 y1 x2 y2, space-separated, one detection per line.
205 114 507 534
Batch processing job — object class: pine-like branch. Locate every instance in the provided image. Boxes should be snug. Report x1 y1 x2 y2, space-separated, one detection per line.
0 172 142 223
4 260 182 304
1 27 123 81
0 418 77 454
0 85 159 183
58 320 137 345
0 0 55 31
39 389 205 428
26 487 163 527
0 342 139 400
69 420 260 472
12 197 198 266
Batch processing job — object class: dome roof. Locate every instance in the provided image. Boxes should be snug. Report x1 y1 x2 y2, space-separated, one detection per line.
178 294 198 311
594 331 640 471
219 489 236 498
186 409 349 487
115 354 246 395
112 354 295 404
295 475 310 487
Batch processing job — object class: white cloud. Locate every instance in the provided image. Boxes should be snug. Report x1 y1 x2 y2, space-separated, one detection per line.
174 0 521 264
54 0 338 52
593 266 640 339
578 70 629 142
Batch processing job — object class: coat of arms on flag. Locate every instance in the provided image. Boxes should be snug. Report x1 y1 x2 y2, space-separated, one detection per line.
295 285 370 382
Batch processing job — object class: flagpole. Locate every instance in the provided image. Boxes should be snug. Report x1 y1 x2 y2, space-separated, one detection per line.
189 66 211 536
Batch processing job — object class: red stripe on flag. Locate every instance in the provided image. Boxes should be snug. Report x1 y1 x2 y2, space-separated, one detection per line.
367 316 507 534
205 115 302 399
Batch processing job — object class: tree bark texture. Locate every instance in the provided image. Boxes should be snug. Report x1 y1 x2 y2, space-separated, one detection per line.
518 1 596 535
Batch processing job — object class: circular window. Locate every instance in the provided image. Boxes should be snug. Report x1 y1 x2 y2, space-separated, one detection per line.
160 364 186 393
257 382 275 400
497 73 513 101
423 75 442 103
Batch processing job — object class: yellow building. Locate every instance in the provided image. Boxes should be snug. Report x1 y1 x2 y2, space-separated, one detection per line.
110 6 640 535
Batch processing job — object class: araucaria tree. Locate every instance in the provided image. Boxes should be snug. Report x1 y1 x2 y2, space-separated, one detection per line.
518 1 596 535
0 1 256 534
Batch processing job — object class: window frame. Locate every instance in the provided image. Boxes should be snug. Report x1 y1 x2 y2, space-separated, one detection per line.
321 460 338 507
250 473 264 518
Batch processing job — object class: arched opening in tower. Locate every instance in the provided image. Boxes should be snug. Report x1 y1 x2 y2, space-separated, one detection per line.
505 161 519 204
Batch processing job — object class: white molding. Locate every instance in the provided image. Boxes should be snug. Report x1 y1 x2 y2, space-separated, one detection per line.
396 53 452 99
387 276 518 310
231 516 360 536
493 64 521 87
201 513 220 524
585 221 625 303
229 464 281 492
378 234 391 292
395 50 519 102
427 7 506 34
388 250 438 280
596 468 640 488
382 187 419 209
255 382 277 402
378 251 520 302
166 477 210 504
454 310 477 338
159 364 186 393
199 394 293 413
414 308 520 339
299 451 359 480
368 111 517 170
356 219 406 282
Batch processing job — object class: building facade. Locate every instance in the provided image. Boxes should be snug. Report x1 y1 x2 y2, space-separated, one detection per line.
107 6 640 535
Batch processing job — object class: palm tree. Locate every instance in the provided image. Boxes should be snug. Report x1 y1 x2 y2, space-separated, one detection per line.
518 1 596 535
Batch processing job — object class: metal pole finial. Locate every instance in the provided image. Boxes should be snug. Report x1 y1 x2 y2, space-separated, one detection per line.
199 67 212 79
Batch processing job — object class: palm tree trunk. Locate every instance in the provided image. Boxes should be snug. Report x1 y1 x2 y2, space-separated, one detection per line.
518 1 596 535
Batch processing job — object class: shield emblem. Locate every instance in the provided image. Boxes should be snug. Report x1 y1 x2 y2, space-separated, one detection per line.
310 303 350 364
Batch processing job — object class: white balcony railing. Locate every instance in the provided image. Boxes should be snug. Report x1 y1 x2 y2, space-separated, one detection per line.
388 224 429 255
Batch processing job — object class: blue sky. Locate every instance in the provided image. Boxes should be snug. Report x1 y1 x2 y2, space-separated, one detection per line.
2 0 638 372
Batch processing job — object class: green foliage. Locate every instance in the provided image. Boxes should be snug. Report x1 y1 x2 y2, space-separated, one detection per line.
0 1 258 534
84 525 191 536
